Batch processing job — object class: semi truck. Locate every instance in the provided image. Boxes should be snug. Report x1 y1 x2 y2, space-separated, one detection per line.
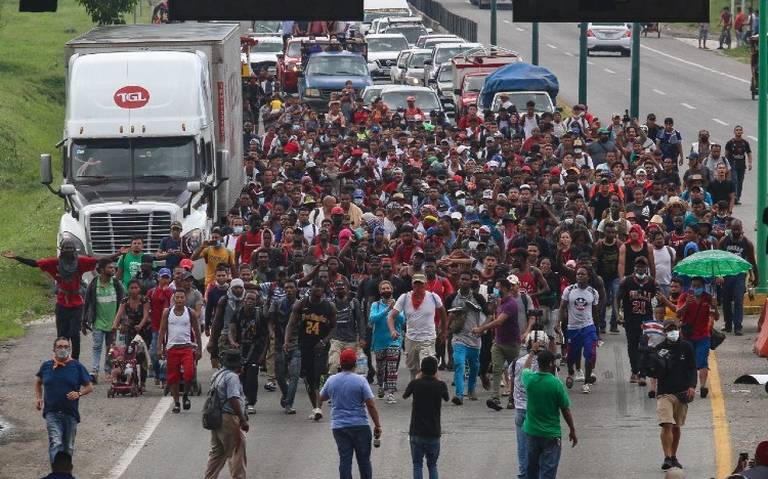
40 23 243 272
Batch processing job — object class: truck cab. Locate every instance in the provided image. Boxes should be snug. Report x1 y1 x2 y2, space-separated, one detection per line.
40 24 242 271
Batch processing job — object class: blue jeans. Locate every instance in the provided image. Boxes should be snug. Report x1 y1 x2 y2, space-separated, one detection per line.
45 411 77 464
275 349 301 407
90 329 114 375
410 435 440 479
452 343 479 397
722 273 746 330
149 331 166 382
732 166 746 200
515 409 528 479
332 425 372 479
526 434 562 479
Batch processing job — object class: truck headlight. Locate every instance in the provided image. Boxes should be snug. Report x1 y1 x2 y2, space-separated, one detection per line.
59 231 86 254
182 228 203 255
304 88 321 97
407 76 421 85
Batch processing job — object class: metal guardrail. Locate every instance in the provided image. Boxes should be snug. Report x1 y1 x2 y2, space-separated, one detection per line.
408 0 478 42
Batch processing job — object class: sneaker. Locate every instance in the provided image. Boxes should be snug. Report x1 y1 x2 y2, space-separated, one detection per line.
451 396 463 406
385 393 397 404
661 457 674 470
630 373 639 384
90 374 98 385
638 377 647 387
154 378 161 386
182 396 191 410
566 376 574 389
486 398 503 411
648 390 657 399
311 408 323 421
172 402 181 414
506 398 514 409
700 387 709 399
671 456 683 469
246 404 256 414
264 381 277 392
284 406 296 415
582 384 591 394
467 391 478 401
575 369 585 382
280 397 287 409
722 325 733 333
734 329 744 336
377 388 385 399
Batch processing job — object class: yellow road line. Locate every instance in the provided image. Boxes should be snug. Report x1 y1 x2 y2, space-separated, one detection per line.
709 350 733 479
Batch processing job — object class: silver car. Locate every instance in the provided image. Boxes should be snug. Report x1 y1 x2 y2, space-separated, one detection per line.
390 50 412 84
366 33 410 82
402 48 432 86
586 23 631 56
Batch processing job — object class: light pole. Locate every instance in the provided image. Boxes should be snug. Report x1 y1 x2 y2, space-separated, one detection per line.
629 22 640 118
532 22 539 65
757 0 767 291
490 0 497 45
578 22 587 104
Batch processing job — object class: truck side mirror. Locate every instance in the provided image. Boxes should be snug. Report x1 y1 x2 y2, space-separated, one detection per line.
186 181 202 193
60 184 76 196
40 154 53 185
216 150 230 183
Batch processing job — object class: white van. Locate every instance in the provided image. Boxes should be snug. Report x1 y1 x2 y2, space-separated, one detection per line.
362 0 413 33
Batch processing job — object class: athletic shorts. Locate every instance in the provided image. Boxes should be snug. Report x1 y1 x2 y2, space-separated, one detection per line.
166 347 195 385
657 394 688 427
300 343 329 390
566 325 598 368
691 337 711 369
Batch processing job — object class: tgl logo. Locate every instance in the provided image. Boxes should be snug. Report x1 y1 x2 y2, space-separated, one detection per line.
114 86 150 109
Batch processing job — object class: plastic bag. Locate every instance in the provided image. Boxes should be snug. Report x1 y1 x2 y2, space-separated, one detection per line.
355 350 368 376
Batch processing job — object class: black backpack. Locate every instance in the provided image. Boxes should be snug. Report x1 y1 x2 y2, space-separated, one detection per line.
202 369 228 430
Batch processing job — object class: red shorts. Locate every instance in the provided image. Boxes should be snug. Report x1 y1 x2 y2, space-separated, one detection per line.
166 347 195 385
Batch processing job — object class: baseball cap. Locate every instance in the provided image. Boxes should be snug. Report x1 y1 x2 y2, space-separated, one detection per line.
340 348 357 366
412 273 427 284
331 206 344 215
450 211 463 220
180 258 194 270
170 220 182 230
158 268 172 278
636 168 647 176
507 274 520 285
482 189 493 199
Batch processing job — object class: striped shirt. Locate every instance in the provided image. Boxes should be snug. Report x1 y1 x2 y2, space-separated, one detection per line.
642 319 665 348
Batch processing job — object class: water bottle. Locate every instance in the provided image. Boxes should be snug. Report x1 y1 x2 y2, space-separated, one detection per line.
355 350 368 376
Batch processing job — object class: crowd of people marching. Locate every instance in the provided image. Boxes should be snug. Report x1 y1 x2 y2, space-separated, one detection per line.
7 67 768 478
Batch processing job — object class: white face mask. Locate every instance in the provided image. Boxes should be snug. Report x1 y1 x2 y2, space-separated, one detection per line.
666 330 680 342
55 348 71 360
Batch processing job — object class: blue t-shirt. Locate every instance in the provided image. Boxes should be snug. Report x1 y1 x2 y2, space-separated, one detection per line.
320 371 374 429
368 301 404 352
159 237 183 270
36 360 91 423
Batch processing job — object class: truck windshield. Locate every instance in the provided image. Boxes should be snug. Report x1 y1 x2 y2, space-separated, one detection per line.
465 75 486 92
71 138 197 182
306 56 368 76
434 45 472 64
438 65 453 82
381 90 440 110
493 92 553 113
408 51 431 68
386 25 427 45
368 36 409 52
251 41 283 53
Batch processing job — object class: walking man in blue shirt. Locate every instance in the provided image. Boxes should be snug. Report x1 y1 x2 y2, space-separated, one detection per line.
35 337 93 464
320 348 383 479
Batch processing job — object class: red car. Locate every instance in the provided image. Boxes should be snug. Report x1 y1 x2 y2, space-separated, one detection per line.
276 36 329 93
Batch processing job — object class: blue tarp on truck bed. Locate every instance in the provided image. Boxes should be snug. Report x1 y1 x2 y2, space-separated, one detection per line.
479 62 559 109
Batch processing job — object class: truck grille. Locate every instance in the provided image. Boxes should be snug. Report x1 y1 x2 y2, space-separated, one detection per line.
88 211 172 255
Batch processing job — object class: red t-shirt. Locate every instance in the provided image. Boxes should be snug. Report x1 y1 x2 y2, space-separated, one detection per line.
426 276 454 325
235 231 262 265
37 256 98 308
147 286 174 332
677 292 712 340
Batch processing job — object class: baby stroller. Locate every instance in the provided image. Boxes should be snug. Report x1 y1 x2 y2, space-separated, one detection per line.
107 335 147 398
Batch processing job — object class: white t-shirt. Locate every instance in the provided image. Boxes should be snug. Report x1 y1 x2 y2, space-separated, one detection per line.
653 245 676 286
511 354 539 410
395 291 443 341
562 284 599 330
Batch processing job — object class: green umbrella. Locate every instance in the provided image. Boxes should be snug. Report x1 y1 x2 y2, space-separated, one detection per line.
673 249 752 278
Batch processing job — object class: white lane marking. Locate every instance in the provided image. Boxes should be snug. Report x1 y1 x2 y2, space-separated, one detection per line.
652 88 667 95
547 43 558 49
748 135 758 142
106 398 172 479
587 60 595 65
712 118 729 126
681 102 696 109
640 44 750 84
503 19 512 24
564 51 575 56
515 27 525 32
604 68 616 74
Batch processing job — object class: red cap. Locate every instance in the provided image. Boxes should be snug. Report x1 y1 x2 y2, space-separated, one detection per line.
340 348 358 365
550 167 561 176
180 258 194 270
351 148 364 156
452 175 464 183
522 165 532 173
331 206 344 215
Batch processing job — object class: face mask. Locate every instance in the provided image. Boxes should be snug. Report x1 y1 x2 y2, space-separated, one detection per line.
354 198 364 205
492 289 502 298
457 198 466 207
471 280 480 289
214 240 222 248
380 292 392 299
55 348 70 360
635 272 648 280
666 330 680 342
233 226 243 235
693 287 704 296
258 197 265 205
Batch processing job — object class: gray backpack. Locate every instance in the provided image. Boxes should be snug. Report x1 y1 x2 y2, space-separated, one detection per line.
202 369 228 430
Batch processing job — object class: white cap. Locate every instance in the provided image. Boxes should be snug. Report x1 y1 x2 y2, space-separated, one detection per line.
450 211 463 220
507 274 520 285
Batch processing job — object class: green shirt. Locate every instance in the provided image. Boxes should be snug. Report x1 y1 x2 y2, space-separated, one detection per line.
94 277 118 332
117 252 143 287
522 369 570 438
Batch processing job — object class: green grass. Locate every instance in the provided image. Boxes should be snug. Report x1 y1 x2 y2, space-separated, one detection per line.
0 0 94 340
